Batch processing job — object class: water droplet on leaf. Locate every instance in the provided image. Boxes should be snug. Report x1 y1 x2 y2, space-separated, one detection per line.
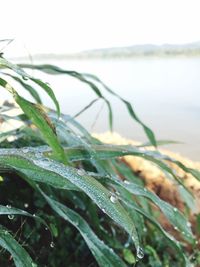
77 169 86 176
22 148 29 153
50 242 55 248
136 247 144 259
8 214 14 220
110 195 117 203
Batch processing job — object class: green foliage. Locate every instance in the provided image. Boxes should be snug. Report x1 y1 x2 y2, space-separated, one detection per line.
0 54 198 266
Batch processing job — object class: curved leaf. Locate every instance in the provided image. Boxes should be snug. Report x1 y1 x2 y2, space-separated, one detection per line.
0 150 140 254
40 189 127 267
111 179 194 241
0 58 59 115
2 73 42 104
0 227 34 267
0 77 66 163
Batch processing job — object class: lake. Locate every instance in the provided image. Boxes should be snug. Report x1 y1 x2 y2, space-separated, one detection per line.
4 57 200 160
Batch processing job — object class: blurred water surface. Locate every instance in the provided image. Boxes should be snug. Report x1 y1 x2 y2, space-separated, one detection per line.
5 57 200 160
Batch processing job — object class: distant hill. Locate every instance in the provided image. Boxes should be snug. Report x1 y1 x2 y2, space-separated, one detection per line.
75 42 200 58
10 42 200 61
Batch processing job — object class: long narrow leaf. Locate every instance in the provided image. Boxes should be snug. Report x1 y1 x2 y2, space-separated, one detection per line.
0 150 141 255
0 227 34 267
0 77 66 163
0 58 60 115
40 189 127 267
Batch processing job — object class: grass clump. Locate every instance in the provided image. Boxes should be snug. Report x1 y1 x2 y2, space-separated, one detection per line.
0 52 199 266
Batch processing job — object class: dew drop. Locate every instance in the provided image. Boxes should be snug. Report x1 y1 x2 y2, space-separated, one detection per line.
195 240 198 245
187 221 191 227
8 214 14 220
45 227 48 231
50 241 55 248
33 214 36 217
6 205 11 209
143 227 147 232
110 195 117 203
174 226 178 231
136 247 144 259
124 180 130 185
77 169 85 176
74 221 79 227
173 207 178 212
124 242 129 248
24 203 29 208
102 209 106 213
22 148 29 153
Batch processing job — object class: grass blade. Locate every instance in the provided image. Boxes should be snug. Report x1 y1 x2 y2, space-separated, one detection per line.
40 189 127 267
0 227 34 267
0 150 141 255
0 58 60 115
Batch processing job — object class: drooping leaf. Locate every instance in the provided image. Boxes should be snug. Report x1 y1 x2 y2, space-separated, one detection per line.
0 227 34 267
117 188 191 267
0 58 60 115
83 72 157 147
18 64 114 130
73 98 99 118
40 189 127 267
0 77 66 163
0 149 141 255
0 205 46 227
2 73 42 104
110 178 194 241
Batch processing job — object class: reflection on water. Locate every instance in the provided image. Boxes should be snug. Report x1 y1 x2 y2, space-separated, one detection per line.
8 57 200 160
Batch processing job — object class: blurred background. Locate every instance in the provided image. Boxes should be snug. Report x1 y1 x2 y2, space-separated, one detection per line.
0 0 200 160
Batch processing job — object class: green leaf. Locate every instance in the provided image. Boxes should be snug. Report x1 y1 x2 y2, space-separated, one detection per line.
18 64 114 130
112 179 194 242
118 191 192 267
31 78 60 115
2 73 42 104
14 95 66 162
0 227 34 267
40 189 127 267
0 205 46 226
0 148 77 190
60 143 194 193
73 98 99 118
0 58 60 115
138 139 182 147
0 150 140 255
123 248 136 264
0 77 66 163
83 72 157 147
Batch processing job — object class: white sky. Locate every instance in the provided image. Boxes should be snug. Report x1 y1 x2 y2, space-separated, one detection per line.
1 0 200 56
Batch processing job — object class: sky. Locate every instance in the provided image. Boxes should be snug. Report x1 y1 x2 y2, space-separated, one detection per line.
1 0 200 57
